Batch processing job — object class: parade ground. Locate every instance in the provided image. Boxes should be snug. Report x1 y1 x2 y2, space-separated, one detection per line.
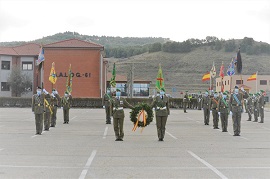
0 108 270 179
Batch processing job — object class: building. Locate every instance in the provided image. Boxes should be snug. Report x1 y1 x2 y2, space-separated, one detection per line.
107 73 151 97
0 43 40 97
216 74 270 102
0 39 106 98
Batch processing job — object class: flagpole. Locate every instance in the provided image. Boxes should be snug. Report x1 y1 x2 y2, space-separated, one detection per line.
256 71 258 93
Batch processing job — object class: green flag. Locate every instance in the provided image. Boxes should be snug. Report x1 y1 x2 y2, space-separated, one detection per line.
66 64 72 93
156 64 165 91
110 63 116 88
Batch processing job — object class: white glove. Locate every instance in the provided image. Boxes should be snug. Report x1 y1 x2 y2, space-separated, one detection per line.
262 106 264 109
230 111 232 115
43 89 49 94
103 106 105 109
218 112 220 115
210 110 212 113
241 87 244 91
61 107 63 109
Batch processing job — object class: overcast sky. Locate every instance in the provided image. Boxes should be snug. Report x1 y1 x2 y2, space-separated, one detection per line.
0 0 269 43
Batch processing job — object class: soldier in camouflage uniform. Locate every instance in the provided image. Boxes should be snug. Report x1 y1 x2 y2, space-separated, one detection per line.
197 92 202 110
246 93 253 121
32 87 45 135
183 91 189 113
202 91 210 125
229 86 248 136
218 92 229 132
151 89 170 141
50 89 60 127
43 89 52 131
61 91 72 124
210 91 220 129
253 93 259 122
102 89 112 124
258 90 265 123
111 89 134 141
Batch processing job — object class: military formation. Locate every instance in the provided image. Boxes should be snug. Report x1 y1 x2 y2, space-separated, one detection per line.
32 87 72 135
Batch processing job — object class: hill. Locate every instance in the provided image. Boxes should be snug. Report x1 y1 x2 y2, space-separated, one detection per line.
107 46 270 95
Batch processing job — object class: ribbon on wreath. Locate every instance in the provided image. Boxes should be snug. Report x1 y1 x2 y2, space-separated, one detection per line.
132 109 146 132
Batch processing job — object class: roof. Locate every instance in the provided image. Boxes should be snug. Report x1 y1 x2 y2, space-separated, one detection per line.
107 73 151 83
44 39 104 49
0 43 40 56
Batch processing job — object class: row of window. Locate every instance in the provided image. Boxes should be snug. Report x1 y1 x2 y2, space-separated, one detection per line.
109 83 150 96
217 80 269 86
1 61 33 70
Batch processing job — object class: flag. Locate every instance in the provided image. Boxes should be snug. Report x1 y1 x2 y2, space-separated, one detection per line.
219 62 224 78
49 62 57 84
247 73 257 81
110 63 116 88
156 64 165 91
202 72 210 81
66 64 72 93
236 48 242 74
227 58 235 76
210 62 216 78
36 47 45 66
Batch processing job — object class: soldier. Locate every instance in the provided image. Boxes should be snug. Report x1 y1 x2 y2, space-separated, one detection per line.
43 89 52 131
50 89 60 127
32 86 44 135
210 91 219 129
151 89 170 141
111 89 134 141
246 93 253 121
258 90 265 123
202 91 210 125
229 86 248 136
61 91 72 124
102 89 112 124
183 91 189 113
253 93 259 122
218 92 229 132
197 91 202 110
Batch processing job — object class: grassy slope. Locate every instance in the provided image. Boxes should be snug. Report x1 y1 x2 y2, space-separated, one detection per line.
107 47 270 93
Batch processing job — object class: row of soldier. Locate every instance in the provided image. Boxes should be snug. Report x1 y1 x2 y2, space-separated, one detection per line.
32 87 72 135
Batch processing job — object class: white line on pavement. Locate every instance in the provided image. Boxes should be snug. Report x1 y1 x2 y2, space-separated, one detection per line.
261 127 270 131
187 150 228 179
79 150 97 179
31 131 47 138
166 131 177 139
0 148 4 151
71 116 77 121
103 126 108 139
0 165 81 169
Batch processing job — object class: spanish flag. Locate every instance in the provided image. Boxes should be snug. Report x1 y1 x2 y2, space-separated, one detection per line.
202 72 210 82
247 73 257 81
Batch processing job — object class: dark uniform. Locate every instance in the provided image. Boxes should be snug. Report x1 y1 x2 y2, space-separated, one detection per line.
218 93 229 132
111 95 133 141
102 92 112 124
183 92 188 113
44 90 52 131
151 93 170 141
246 94 253 121
229 86 248 136
202 93 210 125
61 92 72 124
210 93 219 129
50 90 60 127
32 88 45 135
258 91 265 123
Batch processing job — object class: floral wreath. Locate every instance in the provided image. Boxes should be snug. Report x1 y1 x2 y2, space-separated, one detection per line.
130 103 153 131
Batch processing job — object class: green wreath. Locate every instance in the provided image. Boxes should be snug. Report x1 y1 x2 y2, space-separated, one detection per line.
130 103 153 128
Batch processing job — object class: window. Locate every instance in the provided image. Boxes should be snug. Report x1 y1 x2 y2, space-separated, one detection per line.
225 81 226 85
260 80 267 85
228 80 230 85
236 80 243 85
1 82 10 91
22 62 33 70
217 82 218 87
133 83 149 96
1 61 10 70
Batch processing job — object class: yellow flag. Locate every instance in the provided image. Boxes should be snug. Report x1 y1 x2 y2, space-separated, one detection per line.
49 62 57 84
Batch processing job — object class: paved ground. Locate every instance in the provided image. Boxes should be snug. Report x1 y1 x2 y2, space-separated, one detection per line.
0 107 269 179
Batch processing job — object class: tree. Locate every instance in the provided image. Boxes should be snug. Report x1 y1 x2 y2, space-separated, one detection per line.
7 66 32 97
149 42 162 53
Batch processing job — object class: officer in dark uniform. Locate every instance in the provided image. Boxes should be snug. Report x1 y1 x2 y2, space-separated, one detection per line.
32 87 45 135
151 89 170 141
258 90 265 123
50 89 60 127
102 89 112 124
111 89 134 141
61 91 72 124
229 86 248 136
202 91 210 125
218 92 229 132
183 91 189 113
210 91 219 129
